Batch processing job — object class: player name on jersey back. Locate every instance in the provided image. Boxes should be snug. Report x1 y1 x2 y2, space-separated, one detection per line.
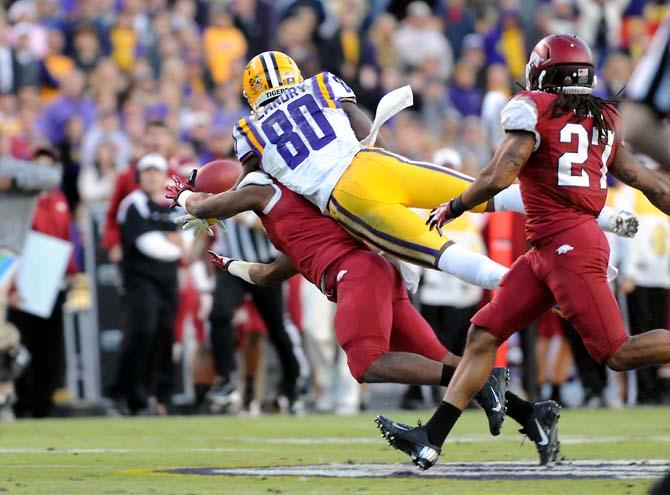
233 72 362 212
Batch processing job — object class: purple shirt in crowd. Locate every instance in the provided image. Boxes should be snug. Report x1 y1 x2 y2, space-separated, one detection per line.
38 96 97 145
449 84 482 117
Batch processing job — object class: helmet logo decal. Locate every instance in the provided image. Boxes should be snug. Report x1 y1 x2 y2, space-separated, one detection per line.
243 51 303 111
529 51 542 68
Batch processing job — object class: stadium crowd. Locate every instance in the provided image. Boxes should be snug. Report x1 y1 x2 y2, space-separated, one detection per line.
0 0 668 418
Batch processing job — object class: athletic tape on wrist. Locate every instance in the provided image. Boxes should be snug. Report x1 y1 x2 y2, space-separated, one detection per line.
177 190 193 210
227 260 255 284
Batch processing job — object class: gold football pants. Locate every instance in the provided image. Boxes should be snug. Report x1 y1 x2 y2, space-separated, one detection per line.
328 148 486 267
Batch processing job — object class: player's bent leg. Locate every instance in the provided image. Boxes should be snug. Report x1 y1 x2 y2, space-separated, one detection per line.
544 246 630 366
359 276 457 384
377 253 557 468
443 327 500 412
387 290 510 435
605 329 670 371
435 254 554 452
376 325 499 470
447 327 560 465
331 251 396 382
387 287 457 366
329 191 509 289
360 352 448 384
329 190 446 267
355 148 488 212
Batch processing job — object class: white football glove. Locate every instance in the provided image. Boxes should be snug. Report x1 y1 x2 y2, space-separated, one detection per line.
174 214 214 237
608 210 639 238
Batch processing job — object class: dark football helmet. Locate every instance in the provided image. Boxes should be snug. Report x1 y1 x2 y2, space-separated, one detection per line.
525 34 596 95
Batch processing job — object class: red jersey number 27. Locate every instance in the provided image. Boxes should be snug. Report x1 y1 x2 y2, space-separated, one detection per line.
557 123 614 189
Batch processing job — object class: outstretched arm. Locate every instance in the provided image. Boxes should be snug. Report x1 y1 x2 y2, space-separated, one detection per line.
610 144 670 215
209 251 299 286
185 186 269 219
489 183 639 238
166 172 273 220
428 132 535 230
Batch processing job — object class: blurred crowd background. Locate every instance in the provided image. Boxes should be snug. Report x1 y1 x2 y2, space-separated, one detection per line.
0 0 668 419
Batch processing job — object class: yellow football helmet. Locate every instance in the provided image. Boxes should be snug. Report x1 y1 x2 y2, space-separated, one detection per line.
242 51 304 111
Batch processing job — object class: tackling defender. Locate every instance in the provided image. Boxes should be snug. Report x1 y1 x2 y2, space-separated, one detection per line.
166 168 560 463
230 51 635 291
376 34 670 470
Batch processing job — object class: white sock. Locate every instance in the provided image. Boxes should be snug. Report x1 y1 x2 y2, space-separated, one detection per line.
493 184 526 214
437 243 508 290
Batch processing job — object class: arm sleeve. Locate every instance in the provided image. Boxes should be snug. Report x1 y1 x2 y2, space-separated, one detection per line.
0 157 62 192
136 231 182 262
500 95 541 151
492 184 526 214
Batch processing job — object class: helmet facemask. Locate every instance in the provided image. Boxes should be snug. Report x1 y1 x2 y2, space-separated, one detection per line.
527 61 595 95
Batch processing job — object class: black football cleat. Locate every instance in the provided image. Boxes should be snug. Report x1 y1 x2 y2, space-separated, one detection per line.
519 400 561 466
375 415 441 470
474 367 509 436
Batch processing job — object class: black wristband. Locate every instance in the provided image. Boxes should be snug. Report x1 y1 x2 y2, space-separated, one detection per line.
450 195 467 216
223 259 236 271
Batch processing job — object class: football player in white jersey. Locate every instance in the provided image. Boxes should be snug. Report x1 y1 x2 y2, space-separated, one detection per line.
231 51 513 290
224 51 636 291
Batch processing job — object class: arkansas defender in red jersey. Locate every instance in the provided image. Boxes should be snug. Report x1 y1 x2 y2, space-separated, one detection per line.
378 34 670 470
166 170 556 457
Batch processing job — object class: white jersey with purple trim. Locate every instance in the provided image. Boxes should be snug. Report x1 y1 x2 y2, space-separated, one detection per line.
232 71 361 212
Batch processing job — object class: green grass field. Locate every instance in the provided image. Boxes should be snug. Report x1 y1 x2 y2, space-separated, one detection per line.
0 407 668 495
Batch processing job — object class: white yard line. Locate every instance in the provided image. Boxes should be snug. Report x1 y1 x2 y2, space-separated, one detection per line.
0 434 667 455
0 447 261 454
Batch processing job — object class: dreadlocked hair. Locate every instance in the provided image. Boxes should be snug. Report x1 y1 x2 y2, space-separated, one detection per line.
550 93 619 141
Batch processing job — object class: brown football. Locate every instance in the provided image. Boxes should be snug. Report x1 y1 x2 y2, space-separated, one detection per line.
194 159 243 193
